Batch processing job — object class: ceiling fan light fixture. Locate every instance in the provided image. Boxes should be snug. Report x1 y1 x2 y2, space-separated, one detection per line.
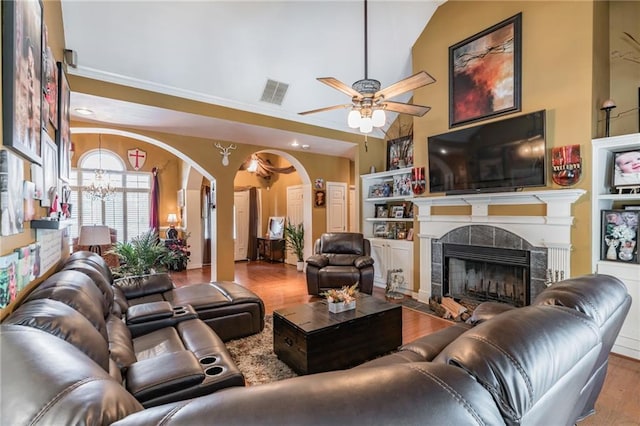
372 108 386 127
359 117 373 133
348 109 362 128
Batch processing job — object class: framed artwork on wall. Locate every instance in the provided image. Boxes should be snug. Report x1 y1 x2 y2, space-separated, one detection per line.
386 136 413 171
1 0 44 164
56 62 71 182
43 26 58 130
449 13 522 128
601 209 638 264
41 130 58 207
0 149 26 236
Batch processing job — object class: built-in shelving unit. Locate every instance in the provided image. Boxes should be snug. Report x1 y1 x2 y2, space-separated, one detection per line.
591 133 640 360
361 168 415 293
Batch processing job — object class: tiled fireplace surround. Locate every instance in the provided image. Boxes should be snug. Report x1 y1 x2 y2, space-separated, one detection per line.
412 189 586 305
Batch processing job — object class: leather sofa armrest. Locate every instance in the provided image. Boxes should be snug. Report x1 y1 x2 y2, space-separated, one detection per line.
354 256 374 268
126 301 174 324
126 351 205 403
127 305 197 338
306 255 329 268
465 302 517 325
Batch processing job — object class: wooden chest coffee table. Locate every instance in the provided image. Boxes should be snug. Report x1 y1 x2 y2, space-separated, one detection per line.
273 294 402 375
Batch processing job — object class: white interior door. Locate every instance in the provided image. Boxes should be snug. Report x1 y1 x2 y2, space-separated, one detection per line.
286 185 304 265
234 191 250 261
326 181 347 233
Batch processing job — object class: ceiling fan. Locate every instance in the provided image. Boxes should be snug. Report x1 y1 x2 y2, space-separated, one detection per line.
299 0 436 134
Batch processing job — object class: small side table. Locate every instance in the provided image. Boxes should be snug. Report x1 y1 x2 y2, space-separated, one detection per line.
257 237 285 263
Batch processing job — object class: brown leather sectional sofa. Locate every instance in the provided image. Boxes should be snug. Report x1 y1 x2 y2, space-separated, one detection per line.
0 262 631 425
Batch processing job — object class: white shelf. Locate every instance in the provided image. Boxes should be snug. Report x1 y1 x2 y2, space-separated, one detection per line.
365 218 414 222
591 133 640 360
365 196 412 203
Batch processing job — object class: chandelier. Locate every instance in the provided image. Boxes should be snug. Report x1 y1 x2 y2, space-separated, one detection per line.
84 134 116 201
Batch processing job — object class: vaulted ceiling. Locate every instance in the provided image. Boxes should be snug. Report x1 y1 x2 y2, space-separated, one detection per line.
62 1 444 158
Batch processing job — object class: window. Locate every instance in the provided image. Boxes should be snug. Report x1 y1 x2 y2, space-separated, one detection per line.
70 149 151 242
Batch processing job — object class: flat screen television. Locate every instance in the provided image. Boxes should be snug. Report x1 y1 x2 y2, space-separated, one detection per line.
428 110 546 194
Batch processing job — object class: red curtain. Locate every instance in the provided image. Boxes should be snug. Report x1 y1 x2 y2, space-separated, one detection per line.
150 167 159 231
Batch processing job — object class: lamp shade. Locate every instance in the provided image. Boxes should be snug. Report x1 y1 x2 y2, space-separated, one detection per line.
247 156 259 173
372 109 386 127
167 214 178 225
359 117 373 133
347 110 362 128
78 225 112 246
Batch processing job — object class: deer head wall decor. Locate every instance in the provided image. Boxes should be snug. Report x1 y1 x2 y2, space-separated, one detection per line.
215 143 237 166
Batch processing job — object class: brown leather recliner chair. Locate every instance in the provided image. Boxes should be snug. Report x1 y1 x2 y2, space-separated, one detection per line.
305 232 374 295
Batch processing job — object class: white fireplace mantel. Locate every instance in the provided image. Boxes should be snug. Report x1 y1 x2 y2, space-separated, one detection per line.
412 189 586 303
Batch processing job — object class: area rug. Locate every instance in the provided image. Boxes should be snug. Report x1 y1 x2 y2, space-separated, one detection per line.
225 315 297 386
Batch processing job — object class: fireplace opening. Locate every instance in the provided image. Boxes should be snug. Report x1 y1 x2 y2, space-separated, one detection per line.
443 243 530 307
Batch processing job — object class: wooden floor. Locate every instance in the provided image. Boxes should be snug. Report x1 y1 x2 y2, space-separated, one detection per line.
170 262 640 425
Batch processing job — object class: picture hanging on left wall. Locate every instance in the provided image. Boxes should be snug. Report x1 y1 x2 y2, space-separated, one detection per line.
1 0 44 164
0 149 26 236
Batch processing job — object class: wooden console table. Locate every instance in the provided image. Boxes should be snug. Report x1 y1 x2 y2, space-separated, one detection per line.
257 237 285 263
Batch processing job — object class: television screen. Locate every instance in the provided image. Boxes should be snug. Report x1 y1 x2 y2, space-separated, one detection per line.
428 110 546 194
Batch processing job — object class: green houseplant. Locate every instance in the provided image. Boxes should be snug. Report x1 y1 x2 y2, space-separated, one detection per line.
108 229 173 278
284 220 305 271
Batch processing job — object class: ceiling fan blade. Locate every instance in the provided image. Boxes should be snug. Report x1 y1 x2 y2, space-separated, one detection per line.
383 101 431 117
317 77 363 99
299 104 352 116
376 71 436 100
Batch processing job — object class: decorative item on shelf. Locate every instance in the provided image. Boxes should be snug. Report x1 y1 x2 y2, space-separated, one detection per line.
84 134 116 201
166 213 178 239
214 143 237 166
392 173 412 196
284 220 305 272
387 136 413 170
78 225 111 255
322 283 358 313
612 150 640 193
552 145 582 186
411 167 426 195
601 209 639 263
374 204 388 219
601 99 616 138
385 269 405 300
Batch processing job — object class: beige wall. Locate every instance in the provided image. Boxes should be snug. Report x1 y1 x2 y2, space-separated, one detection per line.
409 1 618 288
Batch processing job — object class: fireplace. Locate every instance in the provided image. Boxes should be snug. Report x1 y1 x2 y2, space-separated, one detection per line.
443 243 530 307
412 189 586 305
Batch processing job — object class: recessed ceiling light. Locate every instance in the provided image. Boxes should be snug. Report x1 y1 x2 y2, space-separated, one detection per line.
301 144 310 150
75 108 94 115
290 141 299 147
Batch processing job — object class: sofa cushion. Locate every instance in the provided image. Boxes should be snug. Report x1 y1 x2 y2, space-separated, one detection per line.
0 325 142 425
4 299 110 371
61 262 115 314
133 327 185 361
324 253 359 266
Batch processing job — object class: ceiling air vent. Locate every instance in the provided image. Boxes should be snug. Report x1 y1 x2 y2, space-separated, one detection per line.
260 79 289 105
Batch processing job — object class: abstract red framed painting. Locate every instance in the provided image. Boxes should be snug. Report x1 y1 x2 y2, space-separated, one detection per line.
449 13 522 128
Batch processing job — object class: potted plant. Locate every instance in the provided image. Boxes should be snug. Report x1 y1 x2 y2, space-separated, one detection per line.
108 229 172 278
284 220 305 271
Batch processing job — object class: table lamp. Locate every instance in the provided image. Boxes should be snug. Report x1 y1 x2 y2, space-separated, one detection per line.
167 214 178 239
78 225 111 255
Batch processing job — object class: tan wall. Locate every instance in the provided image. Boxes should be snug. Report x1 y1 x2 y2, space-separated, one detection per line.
410 1 609 288
72 132 181 230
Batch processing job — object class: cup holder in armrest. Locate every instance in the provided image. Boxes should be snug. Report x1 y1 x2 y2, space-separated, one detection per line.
204 366 225 376
199 356 218 365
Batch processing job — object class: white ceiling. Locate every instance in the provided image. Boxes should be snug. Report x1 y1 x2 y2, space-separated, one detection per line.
61 1 443 159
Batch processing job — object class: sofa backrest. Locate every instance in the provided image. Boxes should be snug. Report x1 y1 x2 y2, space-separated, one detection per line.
434 305 601 426
0 325 142 425
61 250 114 284
4 298 111 371
25 271 109 340
316 232 370 256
